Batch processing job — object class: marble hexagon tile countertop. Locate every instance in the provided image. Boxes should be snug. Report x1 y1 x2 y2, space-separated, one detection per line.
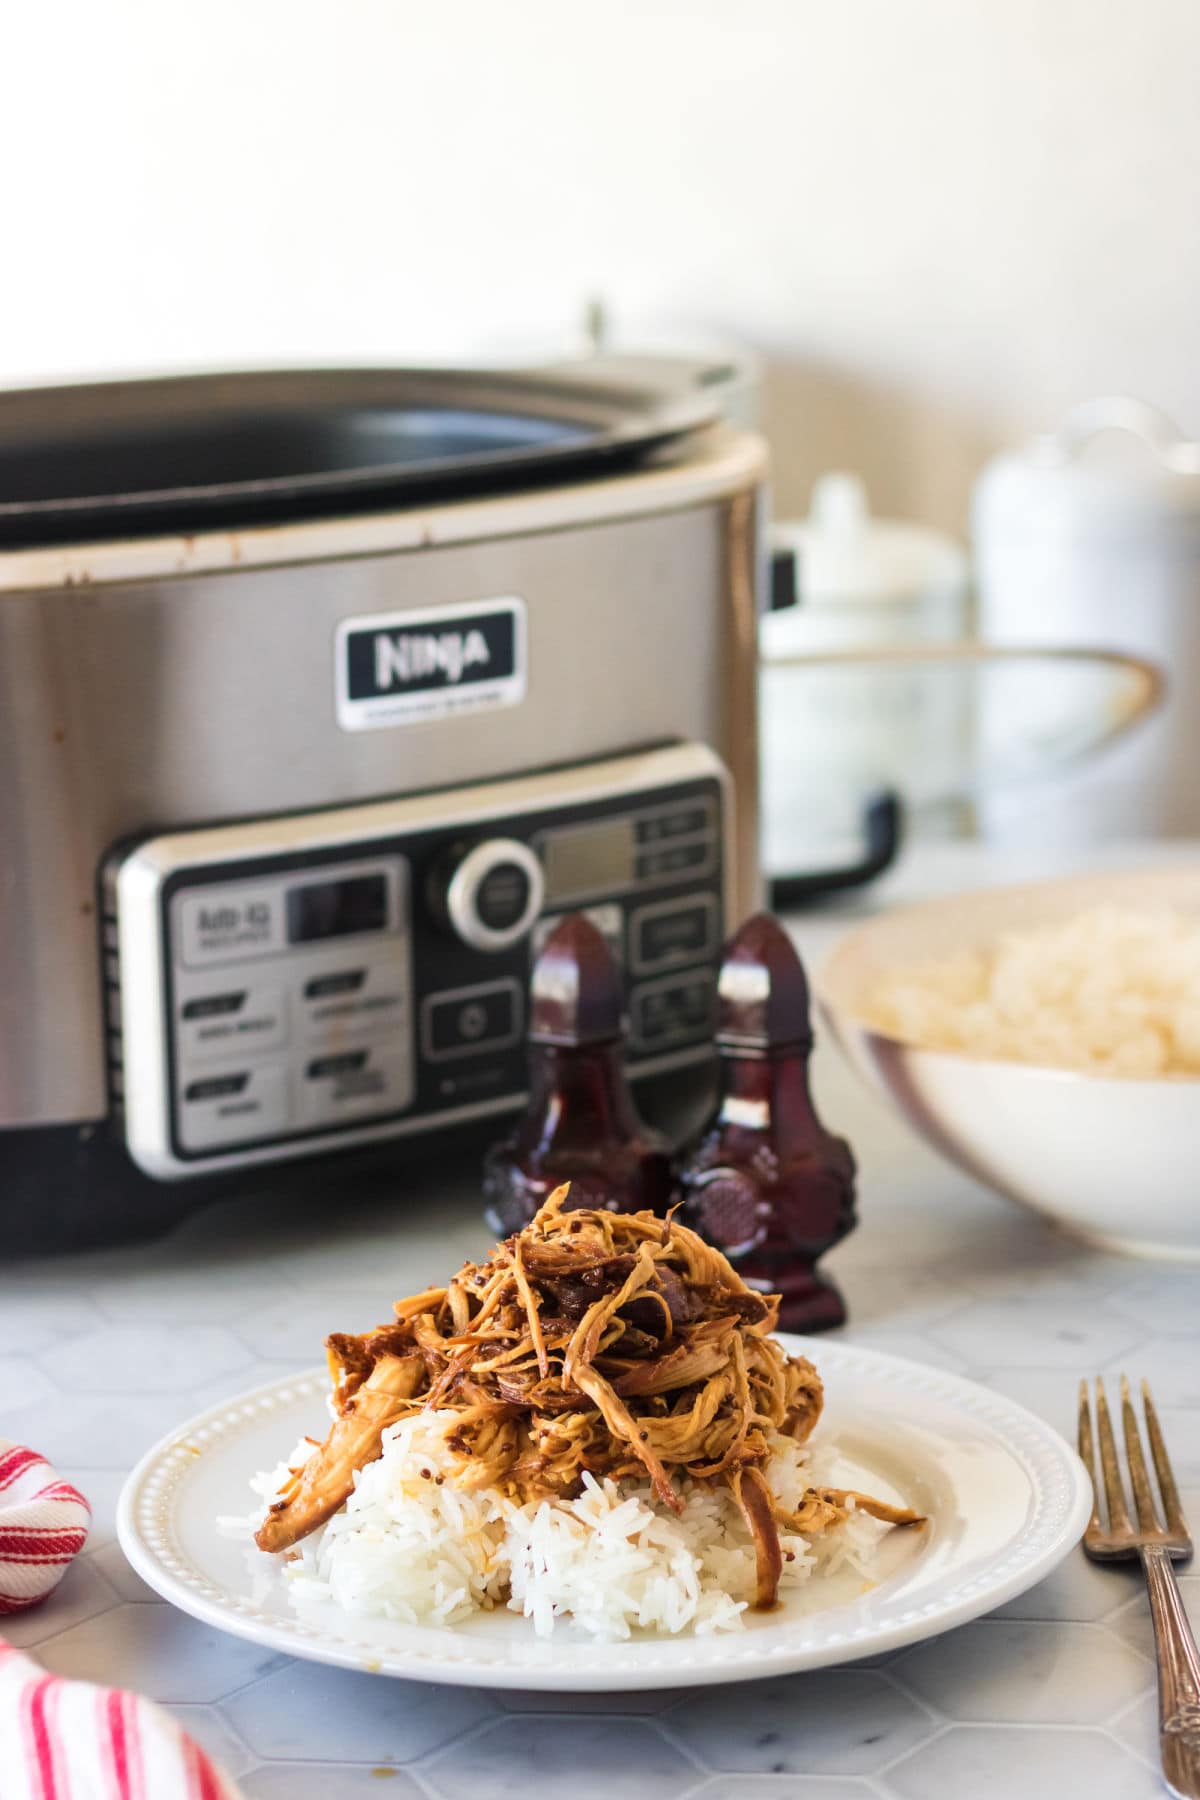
2 1085 1193 1799
2 851 1198 1799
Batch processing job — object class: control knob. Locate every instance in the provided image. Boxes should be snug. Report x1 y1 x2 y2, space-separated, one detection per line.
432 837 545 952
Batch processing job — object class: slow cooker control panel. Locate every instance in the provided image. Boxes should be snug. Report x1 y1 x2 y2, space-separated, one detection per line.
101 742 731 1180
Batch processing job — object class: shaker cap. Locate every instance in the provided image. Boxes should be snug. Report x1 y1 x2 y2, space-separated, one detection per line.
528 913 623 1047
715 912 813 1054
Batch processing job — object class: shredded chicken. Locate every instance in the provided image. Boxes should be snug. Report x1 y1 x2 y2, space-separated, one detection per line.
256 1354 423 1553
255 1187 923 1603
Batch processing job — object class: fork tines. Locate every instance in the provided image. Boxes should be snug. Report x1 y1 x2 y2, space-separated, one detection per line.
1077 1376 1192 1557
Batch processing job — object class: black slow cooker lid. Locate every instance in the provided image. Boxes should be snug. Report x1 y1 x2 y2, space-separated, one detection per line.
0 362 722 547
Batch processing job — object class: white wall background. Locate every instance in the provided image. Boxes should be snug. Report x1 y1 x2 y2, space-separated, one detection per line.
4 0 1199 533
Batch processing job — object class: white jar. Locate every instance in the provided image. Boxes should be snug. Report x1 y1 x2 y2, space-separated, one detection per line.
760 473 970 882
973 398 1200 840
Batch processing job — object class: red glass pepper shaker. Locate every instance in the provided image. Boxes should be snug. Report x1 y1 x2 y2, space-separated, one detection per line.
678 912 856 1331
482 913 675 1234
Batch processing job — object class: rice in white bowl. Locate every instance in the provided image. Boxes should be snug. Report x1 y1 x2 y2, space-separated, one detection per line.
868 904 1200 1078
234 1411 886 1641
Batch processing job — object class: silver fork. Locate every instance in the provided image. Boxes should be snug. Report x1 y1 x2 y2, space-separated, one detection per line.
1079 1376 1200 1799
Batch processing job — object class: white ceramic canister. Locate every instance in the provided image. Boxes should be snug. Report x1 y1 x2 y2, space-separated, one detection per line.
973 398 1200 841
760 473 970 882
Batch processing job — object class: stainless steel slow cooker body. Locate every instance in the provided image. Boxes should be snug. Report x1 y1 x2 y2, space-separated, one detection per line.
0 365 766 1242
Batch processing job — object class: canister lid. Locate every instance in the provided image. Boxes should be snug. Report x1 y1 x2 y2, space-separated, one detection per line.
761 472 967 659
972 397 1200 548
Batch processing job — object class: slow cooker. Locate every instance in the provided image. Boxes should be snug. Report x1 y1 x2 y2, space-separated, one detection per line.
0 360 766 1244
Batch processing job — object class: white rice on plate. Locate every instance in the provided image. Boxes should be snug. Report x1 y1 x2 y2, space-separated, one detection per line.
228 1411 886 1641
868 904 1200 1078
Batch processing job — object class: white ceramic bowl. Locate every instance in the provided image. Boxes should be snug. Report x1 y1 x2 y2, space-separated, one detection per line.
815 866 1200 1261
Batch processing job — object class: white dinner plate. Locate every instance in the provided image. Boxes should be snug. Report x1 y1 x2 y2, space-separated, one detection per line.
117 1336 1091 1691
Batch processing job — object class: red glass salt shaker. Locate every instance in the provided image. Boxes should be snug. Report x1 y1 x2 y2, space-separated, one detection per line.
678 912 856 1331
482 913 676 1235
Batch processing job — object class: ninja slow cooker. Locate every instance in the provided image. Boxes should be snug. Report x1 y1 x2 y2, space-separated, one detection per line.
0 360 766 1243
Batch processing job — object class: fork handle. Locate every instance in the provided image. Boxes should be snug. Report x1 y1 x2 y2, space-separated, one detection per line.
1142 1545 1200 1799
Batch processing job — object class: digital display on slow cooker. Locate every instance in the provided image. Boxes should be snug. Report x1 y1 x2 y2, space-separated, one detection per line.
543 818 634 904
286 873 389 943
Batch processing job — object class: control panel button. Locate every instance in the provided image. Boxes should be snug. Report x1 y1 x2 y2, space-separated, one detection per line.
631 972 716 1050
476 862 533 933
635 842 711 882
531 903 623 963
300 1044 411 1126
178 1062 288 1150
458 1003 489 1040
178 886 286 966
636 803 713 844
303 969 366 1000
439 837 545 952
632 896 718 975
182 992 245 1020
306 1050 369 1080
177 982 287 1062
299 959 406 1042
184 1072 249 1101
422 980 522 1062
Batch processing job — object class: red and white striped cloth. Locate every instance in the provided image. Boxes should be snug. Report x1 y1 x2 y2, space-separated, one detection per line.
0 1641 243 1799
0 1444 243 1797
0 1443 91 1615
